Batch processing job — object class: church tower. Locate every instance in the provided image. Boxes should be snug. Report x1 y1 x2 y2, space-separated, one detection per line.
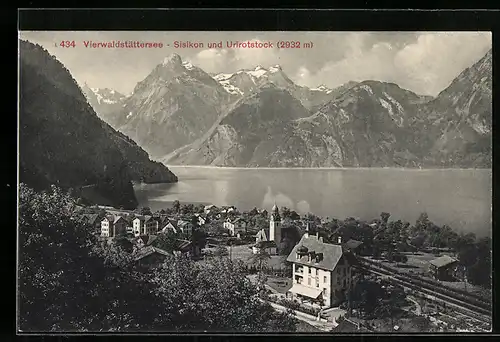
269 202 281 242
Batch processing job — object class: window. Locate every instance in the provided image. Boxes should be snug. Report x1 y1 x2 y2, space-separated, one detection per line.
337 277 341 285
316 278 320 287
323 276 327 283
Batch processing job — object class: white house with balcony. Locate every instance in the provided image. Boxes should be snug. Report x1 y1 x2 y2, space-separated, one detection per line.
286 230 356 308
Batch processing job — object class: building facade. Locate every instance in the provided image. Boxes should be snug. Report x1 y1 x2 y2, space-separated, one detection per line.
101 215 128 238
286 230 354 308
224 217 247 236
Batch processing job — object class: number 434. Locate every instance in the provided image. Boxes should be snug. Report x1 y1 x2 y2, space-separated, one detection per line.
58 41 76 48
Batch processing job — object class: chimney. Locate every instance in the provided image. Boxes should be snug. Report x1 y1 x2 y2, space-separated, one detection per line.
337 236 342 244
319 236 323 243
316 231 319 239
304 223 310 238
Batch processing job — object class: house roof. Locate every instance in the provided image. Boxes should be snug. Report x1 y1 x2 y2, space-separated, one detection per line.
103 214 114 222
343 239 363 250
133 216 145 222
255 240 277 249
138 234 158 246
286 234 344 271
233 217 246 223
289 283 322 299
178 220 193 228
143 215 154 223
87 213 100 225
133 246 170 261
332 319 369 332
429 255 458 268
255 229 268 241
162 219 178 229
113 216 126 224
176 239 193 251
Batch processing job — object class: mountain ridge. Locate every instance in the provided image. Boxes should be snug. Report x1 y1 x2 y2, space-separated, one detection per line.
164 50 491 168
19 40 178 208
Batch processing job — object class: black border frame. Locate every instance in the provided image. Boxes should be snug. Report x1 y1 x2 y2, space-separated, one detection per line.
12 7 500 340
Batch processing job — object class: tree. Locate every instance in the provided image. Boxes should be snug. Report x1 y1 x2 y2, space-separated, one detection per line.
248 249 271 290
151 231 178 253
181 203 195 215
213 245 229 257
172 200 181 214
18 184 165 332
281 207 291 219
140 206 152 216
148 256 296 332
380 212 391 225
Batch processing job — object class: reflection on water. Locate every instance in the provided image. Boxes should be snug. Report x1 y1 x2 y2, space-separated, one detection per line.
134 167 492 237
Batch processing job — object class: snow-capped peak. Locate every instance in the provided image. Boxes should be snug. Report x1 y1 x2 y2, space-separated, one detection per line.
182 60 194 70
269 65 282 73
247 66 268 78
311 84 333 94
213 73 235 81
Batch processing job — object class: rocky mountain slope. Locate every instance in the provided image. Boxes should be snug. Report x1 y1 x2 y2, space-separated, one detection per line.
419 49 492 167
212 65 335 110
19 40 177 209
165 49 491 168
165 85 311 166
110 54 234 158
81 84 127 121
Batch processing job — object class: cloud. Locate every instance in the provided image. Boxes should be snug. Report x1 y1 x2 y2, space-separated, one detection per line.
294 32 491 96
393 32 491 95
192 38 283 73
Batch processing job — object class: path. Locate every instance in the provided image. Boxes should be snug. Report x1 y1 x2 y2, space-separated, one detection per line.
407 296 422 315
262 299 337 332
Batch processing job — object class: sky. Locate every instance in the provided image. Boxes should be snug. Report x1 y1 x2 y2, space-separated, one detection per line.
19 31 491 97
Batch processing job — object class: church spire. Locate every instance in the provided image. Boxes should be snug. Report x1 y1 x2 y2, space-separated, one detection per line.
271 202 280 221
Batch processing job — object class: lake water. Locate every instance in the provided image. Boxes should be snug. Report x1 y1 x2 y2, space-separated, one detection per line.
134 167 492 237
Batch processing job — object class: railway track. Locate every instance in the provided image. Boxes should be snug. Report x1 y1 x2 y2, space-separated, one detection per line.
355 263 492 331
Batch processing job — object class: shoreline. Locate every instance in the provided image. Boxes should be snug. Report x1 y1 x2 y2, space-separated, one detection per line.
164 165 492 171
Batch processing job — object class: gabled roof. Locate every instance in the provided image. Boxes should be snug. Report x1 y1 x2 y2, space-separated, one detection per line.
255 229 268 241
102 214 114 222
343 239 363 250
137 234 158 246
87 213 101 225
429 255 458 268
286 234 344 271
143 215 154 223
332 319 369 332
133 246 170 261
113 216 126 224
233 217 246 223
133 216 145 222
162 219 178 229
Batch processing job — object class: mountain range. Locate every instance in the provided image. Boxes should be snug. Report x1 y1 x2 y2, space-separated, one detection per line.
19 40 178 209
84 50 492 168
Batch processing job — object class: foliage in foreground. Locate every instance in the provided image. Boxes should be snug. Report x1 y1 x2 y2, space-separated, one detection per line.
18 184 296 332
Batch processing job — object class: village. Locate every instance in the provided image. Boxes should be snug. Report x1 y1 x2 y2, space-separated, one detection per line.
75 201 492 332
